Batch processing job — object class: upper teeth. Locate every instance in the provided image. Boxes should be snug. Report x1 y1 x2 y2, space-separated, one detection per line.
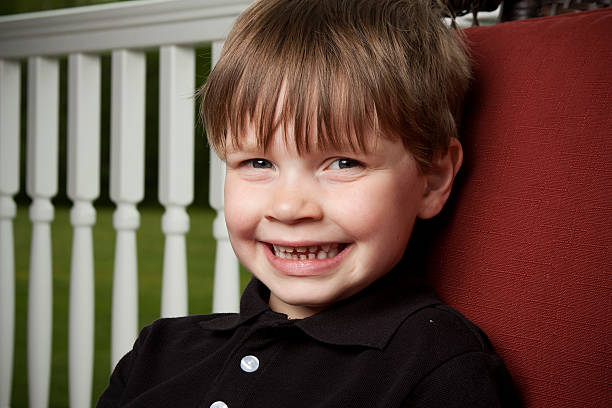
273 244 340 260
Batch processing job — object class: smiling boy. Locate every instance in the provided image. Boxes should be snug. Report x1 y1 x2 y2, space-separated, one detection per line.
98 0 520 407
222 128 458 319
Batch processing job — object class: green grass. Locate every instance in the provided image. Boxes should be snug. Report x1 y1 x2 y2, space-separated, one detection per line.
11 205 251 407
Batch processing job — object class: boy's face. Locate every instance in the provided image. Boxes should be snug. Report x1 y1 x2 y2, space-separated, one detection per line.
224 127 431 319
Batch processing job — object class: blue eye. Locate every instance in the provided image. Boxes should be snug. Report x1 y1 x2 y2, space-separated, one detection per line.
246 159 274 169
329 158 361 170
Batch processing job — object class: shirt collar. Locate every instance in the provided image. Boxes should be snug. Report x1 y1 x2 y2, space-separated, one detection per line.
199 268 441 350
197 278 271 331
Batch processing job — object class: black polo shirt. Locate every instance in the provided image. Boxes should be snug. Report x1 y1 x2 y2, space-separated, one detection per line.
97 270 521 407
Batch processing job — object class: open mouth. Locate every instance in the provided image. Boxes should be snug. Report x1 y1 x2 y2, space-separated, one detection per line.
267 243 349 260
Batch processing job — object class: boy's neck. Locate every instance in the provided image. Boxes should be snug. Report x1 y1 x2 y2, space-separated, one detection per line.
268 293 326 319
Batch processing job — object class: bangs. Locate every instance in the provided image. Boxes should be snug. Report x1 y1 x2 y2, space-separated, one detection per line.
227 63 379 156
200 2 384 158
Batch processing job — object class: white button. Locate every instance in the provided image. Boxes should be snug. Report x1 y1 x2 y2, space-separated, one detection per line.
210 401 228 408
240 355 260 373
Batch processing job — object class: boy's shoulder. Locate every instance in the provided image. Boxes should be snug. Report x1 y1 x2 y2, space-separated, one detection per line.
388 302 520 406
390 301 495 360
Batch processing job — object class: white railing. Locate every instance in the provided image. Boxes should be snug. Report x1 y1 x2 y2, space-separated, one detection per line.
0 0 249 406
449 5 502 27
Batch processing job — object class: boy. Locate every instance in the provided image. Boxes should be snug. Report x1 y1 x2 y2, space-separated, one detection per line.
98 0 520 406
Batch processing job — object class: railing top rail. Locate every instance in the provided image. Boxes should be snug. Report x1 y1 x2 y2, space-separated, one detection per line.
0 0 252 58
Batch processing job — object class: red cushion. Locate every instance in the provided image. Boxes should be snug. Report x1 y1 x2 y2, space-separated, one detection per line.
421 8 612 408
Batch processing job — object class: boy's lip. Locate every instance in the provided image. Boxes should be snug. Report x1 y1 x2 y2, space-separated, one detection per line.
260 241 352 277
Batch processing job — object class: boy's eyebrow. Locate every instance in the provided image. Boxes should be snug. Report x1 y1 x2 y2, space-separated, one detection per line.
224 142 261 155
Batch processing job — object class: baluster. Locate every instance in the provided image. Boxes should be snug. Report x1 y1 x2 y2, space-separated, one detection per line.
26 56 59 408
0 59 20 408
158 45 194 318
110 49 145 369
67 53 100 408
209 41 240 313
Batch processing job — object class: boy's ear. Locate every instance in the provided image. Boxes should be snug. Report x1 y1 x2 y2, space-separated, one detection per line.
418 137 463 220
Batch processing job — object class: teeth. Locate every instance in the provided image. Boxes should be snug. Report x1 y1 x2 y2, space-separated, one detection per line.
272 243 346 259
274 245 293 253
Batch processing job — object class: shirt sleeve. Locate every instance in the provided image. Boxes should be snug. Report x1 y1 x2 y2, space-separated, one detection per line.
403 351 522 408
96 325 149 408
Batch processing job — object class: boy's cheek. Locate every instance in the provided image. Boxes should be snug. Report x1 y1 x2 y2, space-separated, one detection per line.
333 183 416 233
224 190 258 238
225 201 256 236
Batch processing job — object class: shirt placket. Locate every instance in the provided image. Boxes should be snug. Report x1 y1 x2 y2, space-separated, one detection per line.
201 314 292 408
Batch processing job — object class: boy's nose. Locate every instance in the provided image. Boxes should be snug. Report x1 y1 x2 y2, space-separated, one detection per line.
265 184 323 224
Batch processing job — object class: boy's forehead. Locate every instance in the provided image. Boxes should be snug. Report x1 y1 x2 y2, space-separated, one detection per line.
225 123 384 156
225 130 310 155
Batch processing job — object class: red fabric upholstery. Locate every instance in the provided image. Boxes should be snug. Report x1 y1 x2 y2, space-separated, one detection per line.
420 8 612 408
